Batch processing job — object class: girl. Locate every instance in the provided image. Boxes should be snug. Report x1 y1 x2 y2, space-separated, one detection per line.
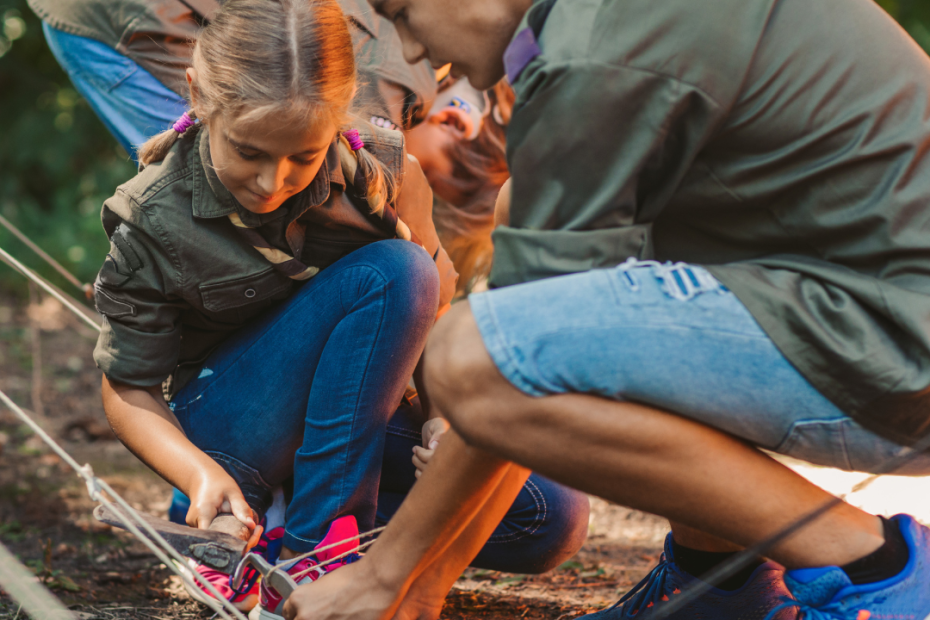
92 0 588 617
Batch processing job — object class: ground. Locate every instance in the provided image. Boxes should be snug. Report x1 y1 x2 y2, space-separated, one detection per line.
0 290 668 619
1 289 928 620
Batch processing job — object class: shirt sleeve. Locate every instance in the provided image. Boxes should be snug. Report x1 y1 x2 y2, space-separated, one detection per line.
92 197 184 388
491 61 724 287
396 154 459 310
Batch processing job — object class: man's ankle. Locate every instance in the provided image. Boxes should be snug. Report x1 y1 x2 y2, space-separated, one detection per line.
671 540 764 591
840 516 909 585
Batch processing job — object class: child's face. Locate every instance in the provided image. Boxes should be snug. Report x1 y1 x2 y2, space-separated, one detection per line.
405 108 471 205
208 112 337 214
370 0 530 90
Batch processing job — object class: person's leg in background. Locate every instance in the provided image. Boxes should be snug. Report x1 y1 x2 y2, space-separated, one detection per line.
41 23 188 161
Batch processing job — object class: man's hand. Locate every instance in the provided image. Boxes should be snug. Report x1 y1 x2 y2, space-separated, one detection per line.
282 560 398 620
412 417 450 478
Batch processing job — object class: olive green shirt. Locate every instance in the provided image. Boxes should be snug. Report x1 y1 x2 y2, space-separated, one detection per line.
92 124 456 398
495 0 930 444
27 0 436 126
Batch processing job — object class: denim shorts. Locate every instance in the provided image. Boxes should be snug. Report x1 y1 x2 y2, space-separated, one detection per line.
470 259 930 475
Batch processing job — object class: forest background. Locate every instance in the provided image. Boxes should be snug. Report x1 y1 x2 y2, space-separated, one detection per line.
0 0 929 295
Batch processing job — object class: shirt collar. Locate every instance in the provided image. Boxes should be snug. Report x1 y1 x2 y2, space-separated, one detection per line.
191 126 344 225
503 0 556 83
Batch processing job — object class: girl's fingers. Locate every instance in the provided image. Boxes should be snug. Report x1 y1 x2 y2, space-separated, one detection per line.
245 524 265 552
229 493 257 529
412 447 433 472
197 503 217 529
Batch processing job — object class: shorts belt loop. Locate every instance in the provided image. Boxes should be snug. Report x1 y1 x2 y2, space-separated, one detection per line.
652 262 721 301
617 257 662 291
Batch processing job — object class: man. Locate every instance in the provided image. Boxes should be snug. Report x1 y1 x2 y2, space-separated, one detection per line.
283 0 930 618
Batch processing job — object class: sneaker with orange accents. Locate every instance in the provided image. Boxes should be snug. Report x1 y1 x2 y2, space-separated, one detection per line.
182 520 281 613
576 532 796 619
767 514 930 620
257 516 361 620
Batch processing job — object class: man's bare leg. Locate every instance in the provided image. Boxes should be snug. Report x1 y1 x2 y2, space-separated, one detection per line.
283 302 884 620
424 303 883 569
667 522 744 552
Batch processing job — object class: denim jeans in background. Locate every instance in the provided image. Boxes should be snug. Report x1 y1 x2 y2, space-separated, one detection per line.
41 23 189 161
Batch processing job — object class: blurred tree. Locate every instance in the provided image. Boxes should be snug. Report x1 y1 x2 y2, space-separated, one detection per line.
878 0 930 51
0 0 135 297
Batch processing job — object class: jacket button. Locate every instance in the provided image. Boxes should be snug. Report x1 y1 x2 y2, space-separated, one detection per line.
244 288 257 298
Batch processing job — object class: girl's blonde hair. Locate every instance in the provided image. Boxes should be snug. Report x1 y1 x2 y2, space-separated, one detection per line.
138 0 392 213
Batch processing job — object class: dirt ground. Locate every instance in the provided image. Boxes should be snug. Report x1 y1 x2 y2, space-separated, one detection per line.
0 290 666 620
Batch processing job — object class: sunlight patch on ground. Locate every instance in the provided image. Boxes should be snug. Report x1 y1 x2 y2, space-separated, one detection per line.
782 459 930 523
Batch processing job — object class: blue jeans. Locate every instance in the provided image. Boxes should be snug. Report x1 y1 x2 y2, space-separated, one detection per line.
471 259 930 476
169 241 588 569
41 24 189 161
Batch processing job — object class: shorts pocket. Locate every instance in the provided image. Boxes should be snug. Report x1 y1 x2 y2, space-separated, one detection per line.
774 418 854 471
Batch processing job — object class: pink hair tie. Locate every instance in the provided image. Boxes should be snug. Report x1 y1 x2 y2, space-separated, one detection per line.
342 129 364 151
172 112 195 134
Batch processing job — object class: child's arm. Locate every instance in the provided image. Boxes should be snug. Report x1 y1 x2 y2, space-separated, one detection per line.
411 180 512 476
101 376 256 534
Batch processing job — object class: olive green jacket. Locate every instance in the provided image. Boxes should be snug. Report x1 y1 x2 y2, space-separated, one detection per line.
496 0 930 444
27 0 437 126
92 124 456 398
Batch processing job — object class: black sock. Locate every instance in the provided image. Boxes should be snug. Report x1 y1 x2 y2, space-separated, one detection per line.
841 517 909 585
671 540 764 591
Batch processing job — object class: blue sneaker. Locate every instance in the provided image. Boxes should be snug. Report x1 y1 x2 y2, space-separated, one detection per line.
576 532 797 619
768 514 930 620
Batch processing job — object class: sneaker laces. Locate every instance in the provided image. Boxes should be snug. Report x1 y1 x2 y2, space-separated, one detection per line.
227 522 280 598
602 554 680 618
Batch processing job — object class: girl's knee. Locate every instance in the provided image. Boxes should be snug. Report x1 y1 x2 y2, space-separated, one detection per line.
369 240 439 306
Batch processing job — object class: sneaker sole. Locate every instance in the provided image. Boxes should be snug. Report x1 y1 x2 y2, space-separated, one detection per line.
175 559 257 613
257 607 284 620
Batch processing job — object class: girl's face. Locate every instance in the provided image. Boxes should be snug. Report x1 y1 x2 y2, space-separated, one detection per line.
208 112 337 214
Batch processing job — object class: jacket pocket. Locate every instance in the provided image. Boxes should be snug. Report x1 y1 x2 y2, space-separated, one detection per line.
199 268 291 312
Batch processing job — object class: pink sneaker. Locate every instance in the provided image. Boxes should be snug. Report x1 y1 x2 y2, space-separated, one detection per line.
183 523 278 613
258 516 361 620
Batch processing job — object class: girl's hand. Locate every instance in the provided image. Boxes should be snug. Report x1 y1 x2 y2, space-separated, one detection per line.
412 417 450 479
185 466 256 531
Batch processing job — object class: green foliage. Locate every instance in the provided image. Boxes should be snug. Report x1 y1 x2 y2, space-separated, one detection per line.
0 0 135 298
878 0 930 52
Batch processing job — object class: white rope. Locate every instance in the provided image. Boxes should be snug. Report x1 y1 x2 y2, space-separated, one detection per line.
0 539 75 620
0 214 88 294
0 246 101 333
0 389 248 620
266 525 385 584
289 536 380 582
